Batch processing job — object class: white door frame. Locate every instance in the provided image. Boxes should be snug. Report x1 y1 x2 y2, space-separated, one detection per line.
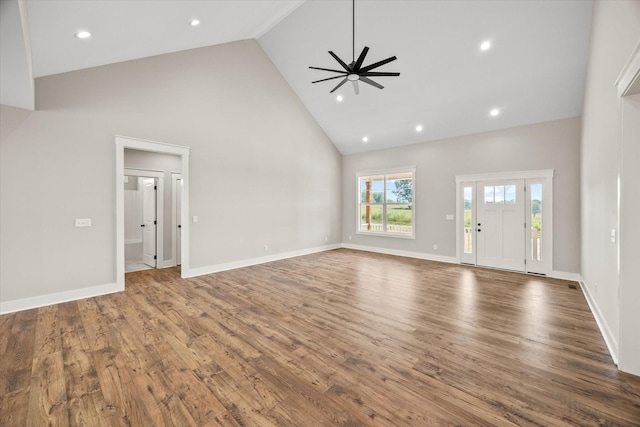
615 39 640 375
171 173 182 267
116 136 190 289
124 169 164 269
455 169 554 275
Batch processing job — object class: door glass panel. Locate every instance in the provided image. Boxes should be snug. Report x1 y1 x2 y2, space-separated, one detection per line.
494 186 505 204
505 185 516 204
484 186 494 204
530 183 542 261
464 187 473 254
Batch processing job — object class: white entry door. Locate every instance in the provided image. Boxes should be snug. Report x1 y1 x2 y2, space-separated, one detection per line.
142 178 157 268
476 180 525 271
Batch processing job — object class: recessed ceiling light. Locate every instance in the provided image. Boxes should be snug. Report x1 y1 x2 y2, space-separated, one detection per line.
415 125 423 132
362 136 369 143
490 108 500 117
336 95 343 102
480 40 491 51
190 19 200 26
75 31 91 39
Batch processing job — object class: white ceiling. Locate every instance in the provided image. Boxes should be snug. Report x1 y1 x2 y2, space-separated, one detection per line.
2 0 593 155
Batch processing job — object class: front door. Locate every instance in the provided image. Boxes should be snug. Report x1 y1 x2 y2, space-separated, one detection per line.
142 178 157 268
476 180 525 271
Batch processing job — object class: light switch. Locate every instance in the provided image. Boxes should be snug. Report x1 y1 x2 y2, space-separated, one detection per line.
446 214 454 220
611 229 616 243
75 218 92 227
192 216 199 223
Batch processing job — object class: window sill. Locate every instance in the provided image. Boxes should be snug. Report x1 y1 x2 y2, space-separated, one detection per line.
356 231 416 240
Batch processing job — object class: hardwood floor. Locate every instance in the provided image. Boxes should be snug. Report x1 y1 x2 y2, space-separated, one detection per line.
1 248 639 426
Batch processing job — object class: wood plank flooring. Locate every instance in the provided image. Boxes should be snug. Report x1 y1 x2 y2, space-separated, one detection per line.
1 248 640 426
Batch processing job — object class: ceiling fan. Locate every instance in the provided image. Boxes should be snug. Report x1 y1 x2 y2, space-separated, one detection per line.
309 0 400 95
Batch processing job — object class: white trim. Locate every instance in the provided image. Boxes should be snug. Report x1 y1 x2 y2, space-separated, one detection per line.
614 38 640 97
550 271 581 281
455 169 554 183
578 277 620 365
0 282 122 315
355 166 416 178
116 135 190 289
185 244 342 278
171 173 182 268
341 243 458 264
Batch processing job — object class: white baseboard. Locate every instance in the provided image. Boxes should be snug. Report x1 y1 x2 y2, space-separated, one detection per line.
550 270 581 281
341 243 459 264
183 244 342 278
0 282 123 315
577 276 619 365
160 259 176 268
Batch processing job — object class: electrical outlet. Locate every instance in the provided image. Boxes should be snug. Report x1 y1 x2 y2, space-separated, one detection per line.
595 282 598 294
264 245 268 252
433 244 438 250
348 235 352 241
325 236 328 242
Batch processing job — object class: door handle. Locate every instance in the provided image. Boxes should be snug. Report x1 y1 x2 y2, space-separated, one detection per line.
477 223 481 226
477 229 482 232
178 225 182 228
140 224 145 227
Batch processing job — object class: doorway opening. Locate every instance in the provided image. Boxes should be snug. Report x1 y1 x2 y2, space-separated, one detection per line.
456 170 553 275
115 136 190 289
124 171 165 272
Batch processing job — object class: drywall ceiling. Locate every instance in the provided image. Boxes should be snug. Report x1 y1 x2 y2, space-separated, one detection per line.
260 0 593 154
1 0 593 156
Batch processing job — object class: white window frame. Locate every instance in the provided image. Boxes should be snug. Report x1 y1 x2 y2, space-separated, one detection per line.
356 167 416 239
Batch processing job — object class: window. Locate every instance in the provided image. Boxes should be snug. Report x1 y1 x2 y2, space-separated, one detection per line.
357 168 415 238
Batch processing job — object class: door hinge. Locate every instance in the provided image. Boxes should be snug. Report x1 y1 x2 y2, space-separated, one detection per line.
524 222 527 228
524 259 527 265
154 220 157 225
154 186 157 190
154 255 157 260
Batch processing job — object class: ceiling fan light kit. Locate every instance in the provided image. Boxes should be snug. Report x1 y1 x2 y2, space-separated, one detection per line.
309 0 400 95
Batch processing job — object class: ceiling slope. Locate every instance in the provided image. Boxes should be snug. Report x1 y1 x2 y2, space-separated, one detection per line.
259 0 593 154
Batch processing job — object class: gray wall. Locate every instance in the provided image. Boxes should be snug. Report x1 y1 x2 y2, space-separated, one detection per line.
580 0 640 360
343 117 581 273
0 39 342 304
124 149 182 262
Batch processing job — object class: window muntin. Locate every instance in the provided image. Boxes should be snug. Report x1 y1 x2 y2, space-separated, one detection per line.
484 185 516 204
358 170 414 237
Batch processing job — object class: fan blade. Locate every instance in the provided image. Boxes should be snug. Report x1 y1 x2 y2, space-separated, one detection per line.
309 66 348 74
312 75 347 84
361 71 400 77
330 77 349 93
329 51 353 72
351 80 360 95
360 76 384 90
360 56 397 73
352 46 370 72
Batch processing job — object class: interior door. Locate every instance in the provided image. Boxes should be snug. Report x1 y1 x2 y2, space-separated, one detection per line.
176 178 182 266
476 180 525 271
142 178 157 268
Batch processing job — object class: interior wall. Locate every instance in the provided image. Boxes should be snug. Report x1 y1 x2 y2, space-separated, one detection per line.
581 0 640 368
124 149 182 263
342 117 581 274
0 39 342 304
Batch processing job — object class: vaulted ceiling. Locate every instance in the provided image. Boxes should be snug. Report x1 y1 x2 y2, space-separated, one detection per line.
1 0 593 155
